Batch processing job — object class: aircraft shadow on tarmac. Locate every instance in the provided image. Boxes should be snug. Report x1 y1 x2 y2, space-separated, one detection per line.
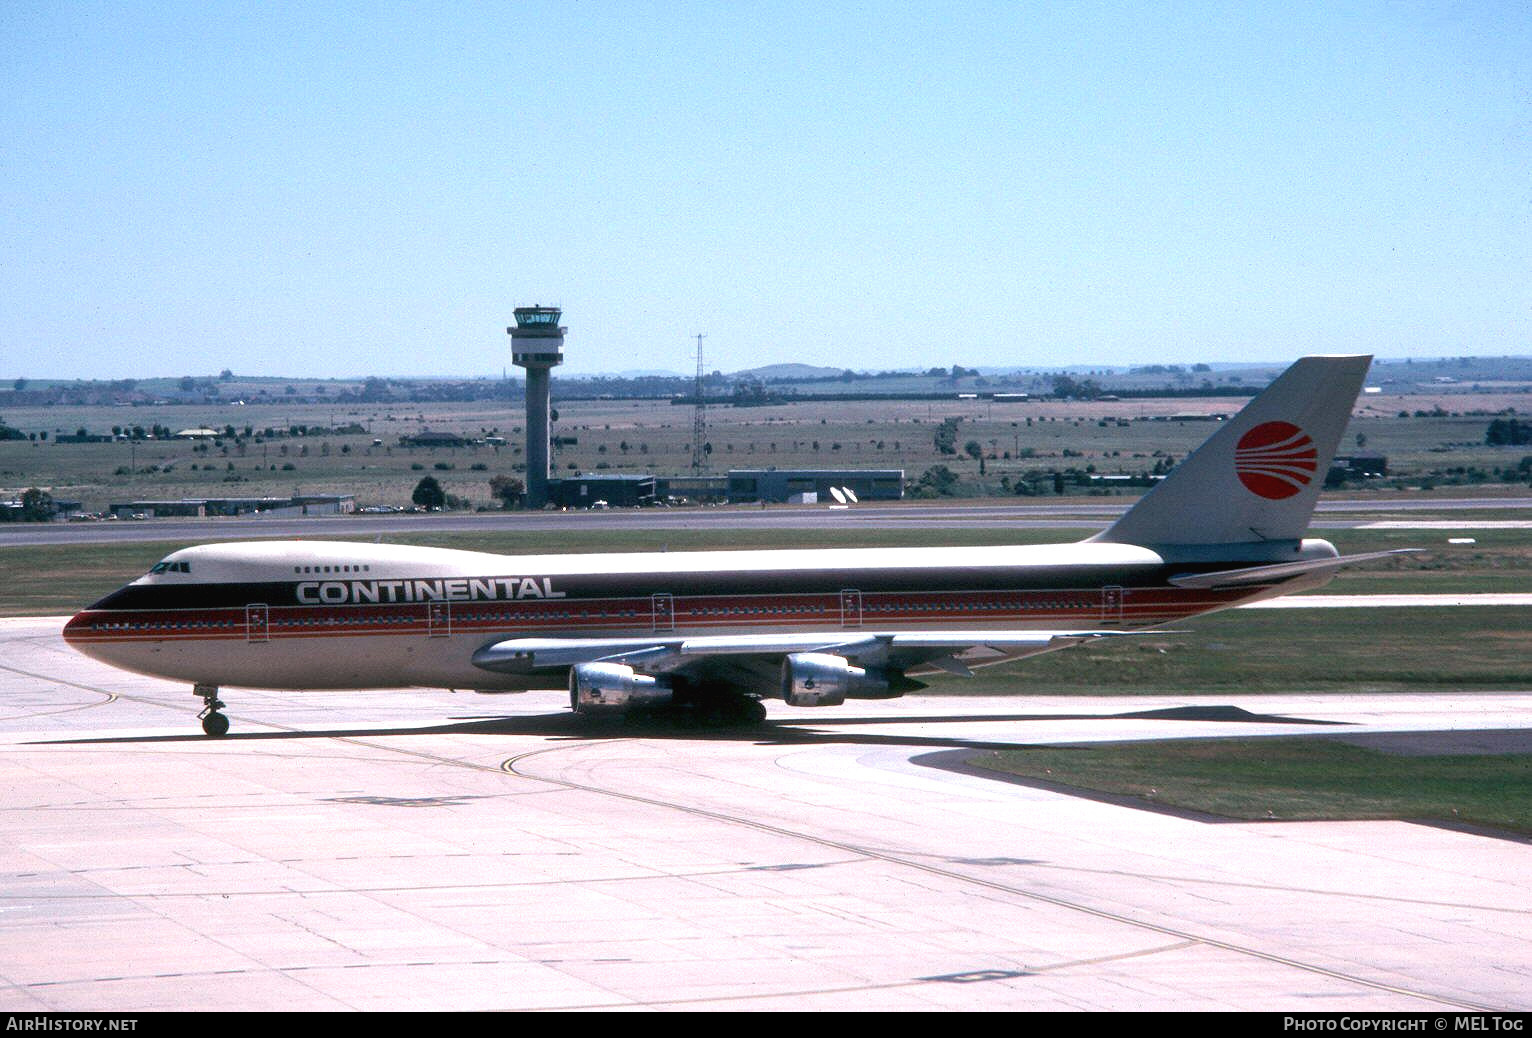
36 703 1350 755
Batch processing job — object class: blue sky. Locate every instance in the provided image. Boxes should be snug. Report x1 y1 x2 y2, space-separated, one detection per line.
2 1 1528 379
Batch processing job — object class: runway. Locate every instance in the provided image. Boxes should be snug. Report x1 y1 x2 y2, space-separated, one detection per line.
1 615 1529 1011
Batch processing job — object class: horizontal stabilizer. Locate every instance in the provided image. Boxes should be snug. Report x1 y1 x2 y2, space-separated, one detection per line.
1168 549 1420 590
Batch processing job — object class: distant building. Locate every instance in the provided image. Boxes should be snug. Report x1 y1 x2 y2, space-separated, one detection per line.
289 495 358 516
109 500 209 519
726 469 904 504
399 431 469 448
0 492 82 521
548 474 657 509
657 475 728 503
1330 453 1388 479
1087 474 1158 487
108 494 356 519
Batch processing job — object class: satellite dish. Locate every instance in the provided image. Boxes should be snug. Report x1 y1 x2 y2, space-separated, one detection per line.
828 486 847 505
842 487 859 504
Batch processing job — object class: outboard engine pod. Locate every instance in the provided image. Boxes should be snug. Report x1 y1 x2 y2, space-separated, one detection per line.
781 652 890 707
569 663 673 714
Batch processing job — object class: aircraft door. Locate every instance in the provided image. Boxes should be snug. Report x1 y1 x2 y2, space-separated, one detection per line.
427 601 451 638
652 593 675 633
1101 586 1124 625
245 603 270 644
840 589 863 628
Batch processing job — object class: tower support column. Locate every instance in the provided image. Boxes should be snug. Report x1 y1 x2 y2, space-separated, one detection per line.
508 306 566 509
524 367 551 506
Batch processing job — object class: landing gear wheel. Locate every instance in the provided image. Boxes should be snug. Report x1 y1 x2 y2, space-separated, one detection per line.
193 683 228 737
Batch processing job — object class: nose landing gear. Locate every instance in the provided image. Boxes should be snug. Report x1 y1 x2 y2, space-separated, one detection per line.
194 684 229 737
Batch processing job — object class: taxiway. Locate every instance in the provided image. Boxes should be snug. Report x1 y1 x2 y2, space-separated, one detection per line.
1 616 1528 1011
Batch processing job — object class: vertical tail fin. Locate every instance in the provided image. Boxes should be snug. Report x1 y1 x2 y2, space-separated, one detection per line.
1092 355 1371 548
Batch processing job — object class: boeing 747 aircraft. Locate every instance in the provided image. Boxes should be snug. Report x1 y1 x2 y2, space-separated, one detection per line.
64 355 1406 735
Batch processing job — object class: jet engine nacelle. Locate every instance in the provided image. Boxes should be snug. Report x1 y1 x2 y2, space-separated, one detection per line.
780 652 890 707
569 663 673 714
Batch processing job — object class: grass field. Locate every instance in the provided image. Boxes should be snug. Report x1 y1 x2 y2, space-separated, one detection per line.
971 738 1532 835
4 388 1530 512
1294 527 1532 595
925 606 1532 695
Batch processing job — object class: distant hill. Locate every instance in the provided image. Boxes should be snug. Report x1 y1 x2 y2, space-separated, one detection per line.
731 363 850 380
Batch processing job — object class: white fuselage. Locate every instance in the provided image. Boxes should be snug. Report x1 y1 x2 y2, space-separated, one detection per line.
63 537 1335 692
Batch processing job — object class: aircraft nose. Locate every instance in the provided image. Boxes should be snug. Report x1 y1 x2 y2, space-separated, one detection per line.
62 610 100 653
62 610 123 668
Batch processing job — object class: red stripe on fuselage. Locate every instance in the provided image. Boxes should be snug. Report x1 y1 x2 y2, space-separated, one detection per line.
64 585 1261 645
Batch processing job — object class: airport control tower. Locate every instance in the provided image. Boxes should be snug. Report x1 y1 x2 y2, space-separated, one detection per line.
508 305 565 509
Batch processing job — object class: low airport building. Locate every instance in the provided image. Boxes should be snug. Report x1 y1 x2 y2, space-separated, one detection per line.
546 474 657 509
725 468 904 503
1160 411 1229 422
399 430 470 448
1331 452 1389 477
109 494 356 519
657 475 729 503
109 500 208 519
0 491 83 521
1327 452 1389 487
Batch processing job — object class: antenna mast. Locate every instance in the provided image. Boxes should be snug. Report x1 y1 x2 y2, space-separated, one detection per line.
691 332 708 471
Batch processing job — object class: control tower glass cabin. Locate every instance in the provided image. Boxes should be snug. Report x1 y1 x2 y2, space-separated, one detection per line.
508 306 566 508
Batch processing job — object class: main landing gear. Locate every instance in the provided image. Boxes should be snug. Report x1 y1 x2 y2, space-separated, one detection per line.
641 690 767 729
705 694 768 727
194 683 229 737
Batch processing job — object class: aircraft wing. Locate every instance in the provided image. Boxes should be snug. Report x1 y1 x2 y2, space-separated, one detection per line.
471 629 1128 684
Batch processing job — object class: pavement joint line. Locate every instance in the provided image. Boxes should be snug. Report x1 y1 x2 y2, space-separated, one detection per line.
5 615 1528 1009
500 740 1508 1013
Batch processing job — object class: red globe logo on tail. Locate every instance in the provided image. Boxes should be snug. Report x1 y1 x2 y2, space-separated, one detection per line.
1235 421 1317 500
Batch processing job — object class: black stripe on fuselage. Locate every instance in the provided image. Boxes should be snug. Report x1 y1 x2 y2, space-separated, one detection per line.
84 559 1278 612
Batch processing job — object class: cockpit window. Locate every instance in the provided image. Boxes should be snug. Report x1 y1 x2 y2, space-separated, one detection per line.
149 561 190 575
